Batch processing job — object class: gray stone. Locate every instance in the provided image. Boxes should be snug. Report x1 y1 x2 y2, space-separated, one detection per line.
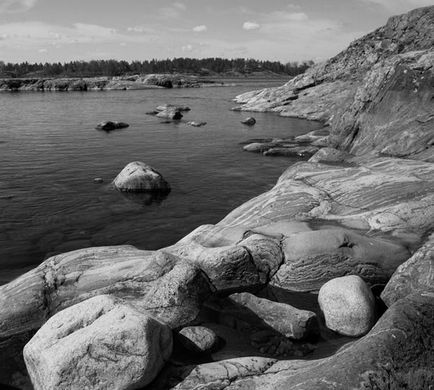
318 275 376 336
24 295 173 390
241 117 256 126
113 161 170 193
178 326 219 354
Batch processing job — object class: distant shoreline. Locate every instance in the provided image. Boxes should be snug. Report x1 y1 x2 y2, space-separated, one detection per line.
0 72 290 92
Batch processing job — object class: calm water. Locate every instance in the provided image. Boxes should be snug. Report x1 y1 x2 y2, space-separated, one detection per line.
0 81 321 284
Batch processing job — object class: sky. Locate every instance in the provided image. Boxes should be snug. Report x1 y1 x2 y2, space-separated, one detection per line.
0 0 432 63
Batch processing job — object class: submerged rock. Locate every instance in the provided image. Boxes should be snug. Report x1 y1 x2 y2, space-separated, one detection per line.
318 275 376 336
113 161 170 193
241 117 256 126
95 121 129 131
187 121 206 127
24 295 172 390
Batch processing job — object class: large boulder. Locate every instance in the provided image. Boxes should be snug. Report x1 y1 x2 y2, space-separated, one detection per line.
229 292 318 340
318 275 376 336
113 161 171 193
381 234 434 307
24 295 173 390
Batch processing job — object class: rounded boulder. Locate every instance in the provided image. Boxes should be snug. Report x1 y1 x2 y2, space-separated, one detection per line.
318 275 376 336
114 161 170 193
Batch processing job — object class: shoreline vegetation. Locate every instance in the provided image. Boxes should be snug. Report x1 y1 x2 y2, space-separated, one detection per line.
0 57 312 92
0 5 433 390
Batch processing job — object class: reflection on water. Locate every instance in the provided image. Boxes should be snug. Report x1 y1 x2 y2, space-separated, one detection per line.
0 81 322 284
119 190 170 206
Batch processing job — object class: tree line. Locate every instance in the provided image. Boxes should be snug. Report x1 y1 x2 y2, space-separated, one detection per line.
0 58 314 78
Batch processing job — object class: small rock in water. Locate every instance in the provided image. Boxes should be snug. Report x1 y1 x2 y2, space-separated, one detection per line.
241 117 256 126
95 121 129 131
156 110 183 120
187 121 207 127
156 104 191 112
145 110 159 116
93 178 104 184
178 326 219 354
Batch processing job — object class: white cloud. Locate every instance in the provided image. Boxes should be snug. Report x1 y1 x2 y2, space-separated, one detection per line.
243 21 261 30
127 26 154 34
158 2 186 19
0 0 37 13
193 25 207 32
0 21 157 48
358 0 433 12
181 44 193 52
173 2 186 11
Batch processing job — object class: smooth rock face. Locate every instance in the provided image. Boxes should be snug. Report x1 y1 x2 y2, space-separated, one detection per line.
178 326 219 354
381 233 434 307
241 117 256 126
318 275 376 336
229 293 318 340
113 161 171 193
24 295 173 390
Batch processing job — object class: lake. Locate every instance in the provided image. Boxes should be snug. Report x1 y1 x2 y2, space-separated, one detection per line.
0 80 322 284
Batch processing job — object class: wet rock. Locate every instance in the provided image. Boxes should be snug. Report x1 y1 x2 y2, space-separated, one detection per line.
318 275 376 336
24 295 172 390
93 177 104 183
178 326 219 354
264 145 319 157
187 121 206 127
381 233 434 307
113 161 170 193
156 110 183 120
241 117 256 126
95 121 129 131
229 293 319 340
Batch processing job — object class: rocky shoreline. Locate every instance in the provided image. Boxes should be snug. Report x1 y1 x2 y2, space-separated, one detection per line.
0 73 226 92
0 6 433 390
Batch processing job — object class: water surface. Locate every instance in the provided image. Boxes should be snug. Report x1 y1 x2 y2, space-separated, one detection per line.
0 80 322 284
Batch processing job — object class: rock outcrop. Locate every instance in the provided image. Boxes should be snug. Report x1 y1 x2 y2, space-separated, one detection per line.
318 275 376 336
381 233 434 306
234 6 434 162
113 161 171 193
24 295 172 390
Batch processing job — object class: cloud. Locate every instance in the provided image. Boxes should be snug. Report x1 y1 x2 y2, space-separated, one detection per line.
0 21 157 48
158 2 186 19
193 25 207 32
181 44 193 52
0 0 37 13
358 0 433 12
127 26 154 34
243 21 261 30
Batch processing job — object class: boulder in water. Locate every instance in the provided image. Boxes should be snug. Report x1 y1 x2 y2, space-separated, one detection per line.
113 161 170 193
95 121 129 131
241 117 256 126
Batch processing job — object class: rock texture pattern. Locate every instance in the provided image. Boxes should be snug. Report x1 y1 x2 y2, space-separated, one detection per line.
178 326 219 354
113 161 171 193
318 275 376 336
24 295 173 390
381 233 434 306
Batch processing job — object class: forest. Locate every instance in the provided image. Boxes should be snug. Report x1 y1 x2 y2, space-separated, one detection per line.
0 57 314 78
